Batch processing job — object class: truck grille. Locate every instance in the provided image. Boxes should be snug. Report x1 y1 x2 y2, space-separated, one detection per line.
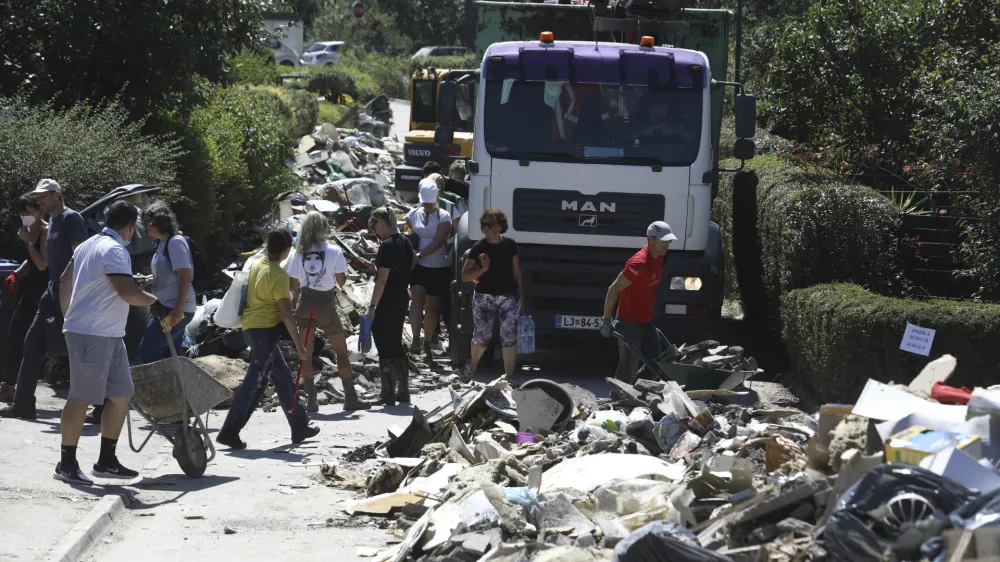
518 244 638 315
512 188 664 236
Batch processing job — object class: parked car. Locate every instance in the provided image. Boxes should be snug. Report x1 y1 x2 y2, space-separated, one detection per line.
412 46 470 59
264 37 301 67
302 41 344 67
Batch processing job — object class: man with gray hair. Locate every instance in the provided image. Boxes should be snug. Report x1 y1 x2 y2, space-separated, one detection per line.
599 221 677 383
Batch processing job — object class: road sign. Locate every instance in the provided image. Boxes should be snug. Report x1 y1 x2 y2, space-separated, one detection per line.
352 1 365 18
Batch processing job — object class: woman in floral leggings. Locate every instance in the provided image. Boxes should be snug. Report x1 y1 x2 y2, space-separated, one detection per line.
460 209 524 380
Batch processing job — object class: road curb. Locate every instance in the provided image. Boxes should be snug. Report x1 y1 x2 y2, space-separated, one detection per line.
46 493 131 562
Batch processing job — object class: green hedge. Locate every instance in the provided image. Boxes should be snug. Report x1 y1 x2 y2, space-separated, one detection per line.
0 96 179 255
782 283 1000 403
721 155 902 336
165 84 297 260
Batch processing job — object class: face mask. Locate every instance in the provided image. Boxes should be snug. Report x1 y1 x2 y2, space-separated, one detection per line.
20 216 35 227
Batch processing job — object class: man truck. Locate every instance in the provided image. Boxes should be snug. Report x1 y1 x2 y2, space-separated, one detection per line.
444 0 757 364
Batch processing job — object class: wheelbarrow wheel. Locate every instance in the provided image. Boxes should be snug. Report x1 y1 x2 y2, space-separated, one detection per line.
173 424 208 478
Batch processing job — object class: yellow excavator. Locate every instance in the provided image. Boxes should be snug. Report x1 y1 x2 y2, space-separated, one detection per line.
394 67 478 204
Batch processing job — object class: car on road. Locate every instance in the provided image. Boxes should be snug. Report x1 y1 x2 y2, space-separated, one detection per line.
412 45 470 59
302 41 344 67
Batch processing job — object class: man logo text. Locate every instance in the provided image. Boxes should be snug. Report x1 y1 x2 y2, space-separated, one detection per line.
561 201 616 213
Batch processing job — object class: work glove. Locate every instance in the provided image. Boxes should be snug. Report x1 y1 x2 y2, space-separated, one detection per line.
149 299 166 320
3 274 16 295
599 317 614 338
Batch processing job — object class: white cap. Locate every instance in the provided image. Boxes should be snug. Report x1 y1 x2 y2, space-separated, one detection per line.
418 178 438 204
33 179 61 194
647 221 678 241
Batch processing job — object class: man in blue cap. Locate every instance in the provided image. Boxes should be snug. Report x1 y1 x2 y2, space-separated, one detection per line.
600 221 677 383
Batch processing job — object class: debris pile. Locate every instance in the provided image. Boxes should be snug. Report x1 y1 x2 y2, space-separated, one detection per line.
320 353 1000 561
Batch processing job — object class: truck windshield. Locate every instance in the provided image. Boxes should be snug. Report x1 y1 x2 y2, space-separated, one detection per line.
484 80 702 166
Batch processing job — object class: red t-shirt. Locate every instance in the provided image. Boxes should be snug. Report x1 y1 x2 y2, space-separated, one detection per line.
616 246 664 324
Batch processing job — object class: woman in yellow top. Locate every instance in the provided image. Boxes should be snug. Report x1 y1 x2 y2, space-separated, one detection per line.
216 230 320 450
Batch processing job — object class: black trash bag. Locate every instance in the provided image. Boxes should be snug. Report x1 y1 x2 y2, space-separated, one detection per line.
950 487 1000 531
822 463 976 562
612 521 733 562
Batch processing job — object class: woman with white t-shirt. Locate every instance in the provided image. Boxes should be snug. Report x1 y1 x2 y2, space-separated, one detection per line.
406 176 452 361
285 212 370 413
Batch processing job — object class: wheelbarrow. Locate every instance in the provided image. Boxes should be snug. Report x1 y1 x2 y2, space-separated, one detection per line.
612 328 757 391
126 320 234 477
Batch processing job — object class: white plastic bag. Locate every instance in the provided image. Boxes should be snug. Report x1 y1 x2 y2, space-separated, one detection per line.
214 271 249 329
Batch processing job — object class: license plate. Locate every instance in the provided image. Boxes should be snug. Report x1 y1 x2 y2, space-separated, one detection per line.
555 315 603 330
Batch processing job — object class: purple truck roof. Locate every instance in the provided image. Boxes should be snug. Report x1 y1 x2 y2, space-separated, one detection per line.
483 40 710 88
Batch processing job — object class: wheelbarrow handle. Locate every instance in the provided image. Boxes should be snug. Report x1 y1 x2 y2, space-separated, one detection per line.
610 330 670 382
160 319 179 359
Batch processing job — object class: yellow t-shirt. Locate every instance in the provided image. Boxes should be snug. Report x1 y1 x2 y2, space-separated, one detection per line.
241 258 291 330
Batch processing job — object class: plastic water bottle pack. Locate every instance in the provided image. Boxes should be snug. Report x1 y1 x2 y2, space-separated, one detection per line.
518 316 535 355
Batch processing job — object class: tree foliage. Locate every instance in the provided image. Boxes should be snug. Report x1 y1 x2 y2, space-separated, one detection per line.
308 0 467 56
0 0 275 117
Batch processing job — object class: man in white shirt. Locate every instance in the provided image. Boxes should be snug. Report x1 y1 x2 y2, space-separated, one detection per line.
55 201 158 485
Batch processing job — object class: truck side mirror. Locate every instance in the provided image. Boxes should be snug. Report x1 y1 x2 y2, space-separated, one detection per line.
735 94 757 139
437 81 457 127
733 138 756 161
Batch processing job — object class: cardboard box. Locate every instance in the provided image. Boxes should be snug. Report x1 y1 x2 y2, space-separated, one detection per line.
885 425 983 465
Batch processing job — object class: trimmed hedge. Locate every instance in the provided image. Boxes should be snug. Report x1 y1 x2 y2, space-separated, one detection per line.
164 84 297 260
721 155 902 336
782 283 1000 403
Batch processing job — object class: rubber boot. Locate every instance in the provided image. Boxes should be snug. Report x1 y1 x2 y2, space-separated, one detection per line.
409 335 422 354
379 360 397 407
342 377 371 411
303 378 319 412
394 358 411 403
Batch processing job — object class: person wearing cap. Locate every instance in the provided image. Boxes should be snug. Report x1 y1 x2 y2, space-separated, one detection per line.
599 221 677 383
2 179 89 419
405 176 453 363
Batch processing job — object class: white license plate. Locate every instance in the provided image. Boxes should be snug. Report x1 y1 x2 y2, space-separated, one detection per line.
555 315 603 330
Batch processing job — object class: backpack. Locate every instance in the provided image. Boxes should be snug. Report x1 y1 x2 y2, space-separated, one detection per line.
160 234 211 288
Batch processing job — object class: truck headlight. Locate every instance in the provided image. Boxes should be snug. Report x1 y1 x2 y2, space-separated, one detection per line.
670 276 702 291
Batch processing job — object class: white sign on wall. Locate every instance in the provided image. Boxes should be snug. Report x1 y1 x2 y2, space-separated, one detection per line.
900 323 936 356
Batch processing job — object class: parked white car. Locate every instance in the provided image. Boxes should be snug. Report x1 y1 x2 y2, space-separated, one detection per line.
412 45 470 59
302 41 344 67
264 37 301 67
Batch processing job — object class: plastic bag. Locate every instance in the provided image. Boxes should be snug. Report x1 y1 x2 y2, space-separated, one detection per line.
518 316 535 354
612 521 733 562
358 315 374 353
588 410 629 433
214 271 248 329
822 463 976 562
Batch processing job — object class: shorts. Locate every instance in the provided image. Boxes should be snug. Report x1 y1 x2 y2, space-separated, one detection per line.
472 292 519 348
295 287 344 336
66 332 133 405
410 264 451 299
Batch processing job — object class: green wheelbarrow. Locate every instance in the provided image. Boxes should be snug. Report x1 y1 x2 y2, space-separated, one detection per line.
612 328 758 391
125 320 234 477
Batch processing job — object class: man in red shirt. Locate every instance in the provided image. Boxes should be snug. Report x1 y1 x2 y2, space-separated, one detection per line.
600 221 676 382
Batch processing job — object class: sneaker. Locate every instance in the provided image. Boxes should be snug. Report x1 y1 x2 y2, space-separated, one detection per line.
409 336 422 353
92 460 139 479
291 422 321 444
216 435 247 450
0 404 35 419
54 462 94 486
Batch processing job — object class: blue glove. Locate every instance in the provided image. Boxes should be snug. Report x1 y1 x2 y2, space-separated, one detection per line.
599 317 614 338
359 315 374 353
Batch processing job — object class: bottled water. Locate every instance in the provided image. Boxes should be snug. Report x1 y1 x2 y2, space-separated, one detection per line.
518 316 536 355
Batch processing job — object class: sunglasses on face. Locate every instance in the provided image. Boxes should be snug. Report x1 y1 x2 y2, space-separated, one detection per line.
481 222 496 229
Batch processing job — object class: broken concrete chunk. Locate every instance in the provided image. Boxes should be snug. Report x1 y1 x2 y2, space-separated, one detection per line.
606 378 649 407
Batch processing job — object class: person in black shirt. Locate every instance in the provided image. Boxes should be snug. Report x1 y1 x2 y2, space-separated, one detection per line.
460 209 524 381
365 207 414 406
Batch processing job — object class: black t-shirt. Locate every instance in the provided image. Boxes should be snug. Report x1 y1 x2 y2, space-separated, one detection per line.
444 178 469 201
375 233 413 309
469 237 519 296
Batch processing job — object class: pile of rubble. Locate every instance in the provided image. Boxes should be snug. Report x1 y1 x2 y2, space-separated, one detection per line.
185 118 467 407
318 354 1000 561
